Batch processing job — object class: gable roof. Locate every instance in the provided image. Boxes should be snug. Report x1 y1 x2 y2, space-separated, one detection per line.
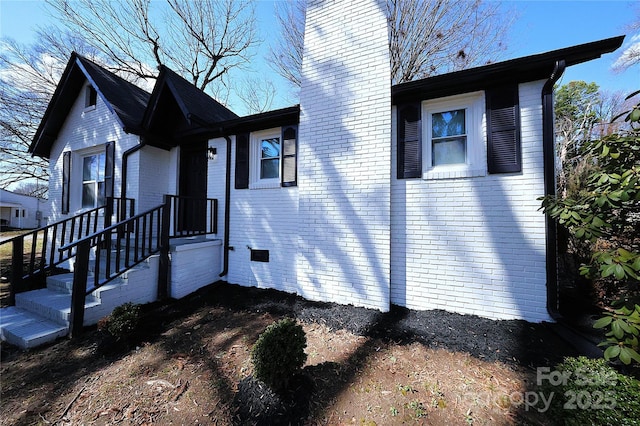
392 35 625 104
30 53 151 158
147 66 238 125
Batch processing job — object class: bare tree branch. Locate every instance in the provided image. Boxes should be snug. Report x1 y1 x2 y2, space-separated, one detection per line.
270 0 514 86
1 1 259 193
44 0 258 94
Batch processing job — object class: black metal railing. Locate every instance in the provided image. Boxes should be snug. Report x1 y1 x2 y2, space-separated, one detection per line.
62 194 218 336
167 195 218 237
1 197 134 305
60 201 169 337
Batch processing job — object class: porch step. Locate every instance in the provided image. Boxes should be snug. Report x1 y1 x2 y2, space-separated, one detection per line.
14 288 100 326
64 247 153 276
47 272 126 295
0 307 68 349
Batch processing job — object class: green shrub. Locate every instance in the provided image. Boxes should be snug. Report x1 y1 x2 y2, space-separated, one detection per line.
537 356 640 425
594 303 640 365
251 318 307 391
105 302 141 340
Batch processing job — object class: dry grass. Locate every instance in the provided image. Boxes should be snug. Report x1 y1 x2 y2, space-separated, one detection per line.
0 230 47 306
0 230 45 267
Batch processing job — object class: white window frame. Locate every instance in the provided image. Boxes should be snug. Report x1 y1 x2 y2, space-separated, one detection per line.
249 128 281 189
422 92 486 179
80 150 106 209
84 85 97 111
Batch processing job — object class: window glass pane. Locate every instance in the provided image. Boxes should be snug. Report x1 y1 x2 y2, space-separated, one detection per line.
85 86 97 107
83 156 96 180
261 138 280 160
433 137 467 165
432 109 465 138
260 158 280 179
82 183 96 208
97 153 105 181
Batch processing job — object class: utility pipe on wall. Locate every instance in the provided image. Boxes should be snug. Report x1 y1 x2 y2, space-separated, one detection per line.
542 59 566 318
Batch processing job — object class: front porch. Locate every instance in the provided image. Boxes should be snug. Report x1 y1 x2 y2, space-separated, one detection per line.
0 196 223 349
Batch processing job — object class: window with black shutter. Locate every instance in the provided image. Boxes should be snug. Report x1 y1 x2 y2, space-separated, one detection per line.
486 84 521 174
397 103 422 179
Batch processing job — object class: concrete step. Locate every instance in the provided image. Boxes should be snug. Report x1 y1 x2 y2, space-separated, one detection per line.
47 272 125 296
1 250 160 350
14 288 100 326
0 307 68 349
88 254 151 278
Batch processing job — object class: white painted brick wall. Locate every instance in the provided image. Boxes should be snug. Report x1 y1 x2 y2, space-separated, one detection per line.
207 138 229 271
48 82 140 222
169 240 222 299
135 146 174 213
390 80 552 322
224 134 300 295
297 0 391 311
46 81 177 222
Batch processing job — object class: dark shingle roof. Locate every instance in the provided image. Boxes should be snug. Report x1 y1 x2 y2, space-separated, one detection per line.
76 55 150 132
392 35 625 104
142 66 237 132
30 53 151 158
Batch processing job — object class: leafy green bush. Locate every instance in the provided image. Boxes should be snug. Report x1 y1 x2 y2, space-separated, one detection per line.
594 304 640 365
104 302 141 340
540 91 640 364
537 356 640 425
251 318 307 391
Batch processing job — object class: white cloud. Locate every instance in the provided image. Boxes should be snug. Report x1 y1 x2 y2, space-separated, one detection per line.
612 32 640 71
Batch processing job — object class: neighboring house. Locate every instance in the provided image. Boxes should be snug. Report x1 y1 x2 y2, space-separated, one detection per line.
0 189 48 229
25 1 624 325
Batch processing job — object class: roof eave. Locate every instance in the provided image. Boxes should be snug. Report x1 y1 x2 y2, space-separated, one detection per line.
29 53 81 158
392 35 625 104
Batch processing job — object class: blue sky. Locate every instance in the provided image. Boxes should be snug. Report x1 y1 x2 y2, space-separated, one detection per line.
1 0 638 111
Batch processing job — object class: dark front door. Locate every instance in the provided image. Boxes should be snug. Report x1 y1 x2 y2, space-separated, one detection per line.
178 141 207 232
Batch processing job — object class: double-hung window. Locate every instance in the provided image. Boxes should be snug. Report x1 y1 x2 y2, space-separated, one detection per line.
82 152 106 208
250 128 282 189
260 135 281 180
422 92 486 179
397 85 521 180
431 108 467 166
235 125 298 190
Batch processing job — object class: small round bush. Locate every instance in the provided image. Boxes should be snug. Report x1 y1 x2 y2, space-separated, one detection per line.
106 302 141 340
251 318 307 391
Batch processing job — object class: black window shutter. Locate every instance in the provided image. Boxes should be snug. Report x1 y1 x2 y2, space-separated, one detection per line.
62 151 71 214
486 84 521 174
235 133 250 189
281 125 298 187
104 141 115 199
397 103 422 179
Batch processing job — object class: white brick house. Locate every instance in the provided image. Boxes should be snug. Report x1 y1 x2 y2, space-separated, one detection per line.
0 189 48 229
28 0 624 323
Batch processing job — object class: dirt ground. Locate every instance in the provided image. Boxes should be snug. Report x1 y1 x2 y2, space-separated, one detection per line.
1 282 581 425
